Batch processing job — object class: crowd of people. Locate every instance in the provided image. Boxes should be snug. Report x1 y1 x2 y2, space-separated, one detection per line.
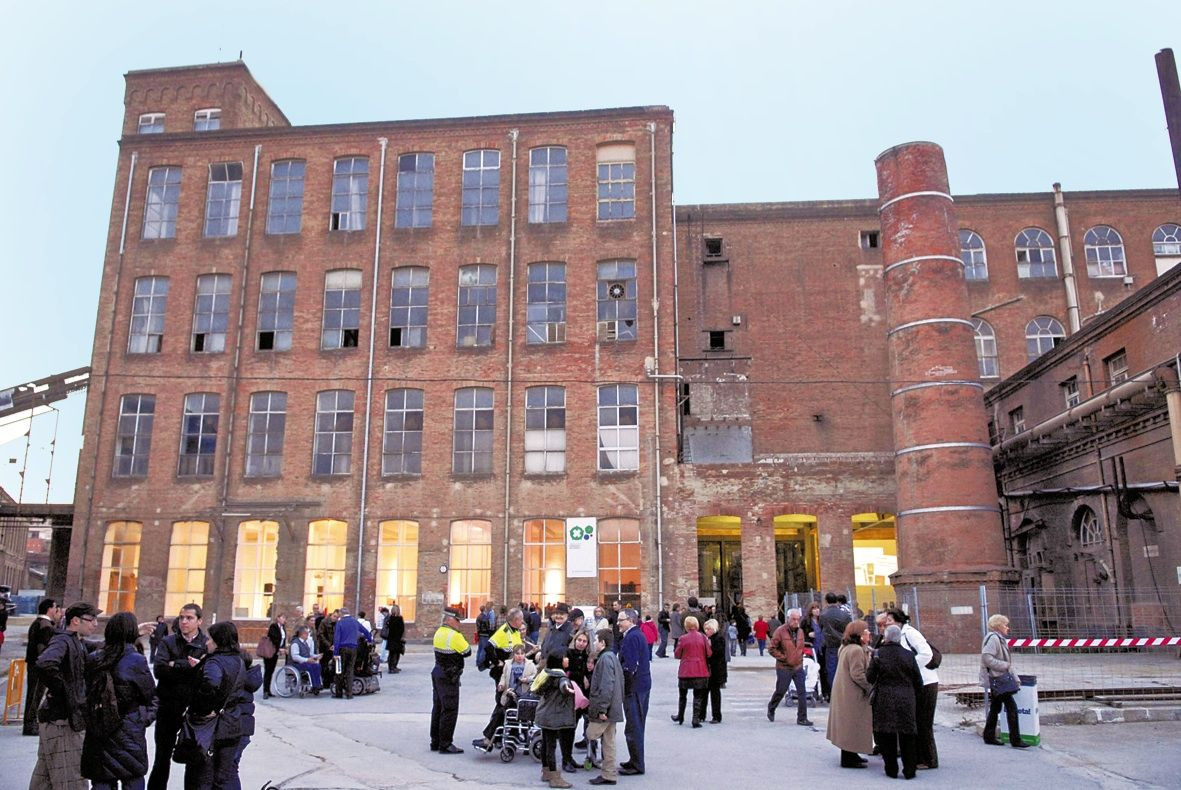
15 590 1030 788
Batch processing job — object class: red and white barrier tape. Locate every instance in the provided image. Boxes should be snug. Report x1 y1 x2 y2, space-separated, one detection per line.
1008 637 1181 648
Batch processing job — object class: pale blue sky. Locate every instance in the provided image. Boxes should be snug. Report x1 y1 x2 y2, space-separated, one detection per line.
1 1 1178 502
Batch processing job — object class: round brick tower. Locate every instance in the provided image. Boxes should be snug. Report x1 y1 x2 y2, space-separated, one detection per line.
875 142 1016 644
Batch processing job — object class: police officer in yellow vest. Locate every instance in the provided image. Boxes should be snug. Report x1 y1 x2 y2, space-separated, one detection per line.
474 606 528 750
431 606 472 754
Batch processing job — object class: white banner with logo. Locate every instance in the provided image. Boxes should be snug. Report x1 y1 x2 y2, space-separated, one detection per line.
566 517 598 578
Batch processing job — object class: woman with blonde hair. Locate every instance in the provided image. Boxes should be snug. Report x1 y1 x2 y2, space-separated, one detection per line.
703 619 728 723
980 614 1030 748
825 620 873 768
671 616 712 727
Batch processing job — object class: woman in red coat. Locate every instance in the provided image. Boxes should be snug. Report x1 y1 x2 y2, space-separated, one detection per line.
672 616 712 727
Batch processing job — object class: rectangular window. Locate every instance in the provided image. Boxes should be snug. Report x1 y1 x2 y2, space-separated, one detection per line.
304 519 347 613
598 384 639 471
523 519 566 607
266 160 305 235
322 269 362 350
703 237 725 260
597 260 637 342
395 153 434 228
528 146 567 223
128 276 169 353
1062 377 1081 409
232 520 278 619
706 330 729 351
390 267 429 348
245 391 287 477
377 520 419 622
193 108 221 131
524 386 565 474
457 264 497 347
448 519 491 620
114 394 155 477
597 143 636 221
859 230 880 250
382 388 424 475
526 262 566 344
1010 406 1025 435
143 166 181 239
99 521 142 613
1106 350 1128 385
138 113 164 134
203 162 243 237
598 518 641 609
453 387 493 474
178 392 220 476
257 271 295 351
191 273 231 353
461 149 500 226
164 521 208 615
331 156 368 231
313 390 354 475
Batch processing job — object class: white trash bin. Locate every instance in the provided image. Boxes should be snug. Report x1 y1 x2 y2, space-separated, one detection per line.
999 673 1039 746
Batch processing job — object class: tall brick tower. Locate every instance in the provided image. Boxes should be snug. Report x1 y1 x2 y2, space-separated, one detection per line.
875 142 1016 645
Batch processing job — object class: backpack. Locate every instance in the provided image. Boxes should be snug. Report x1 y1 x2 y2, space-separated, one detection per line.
87 668 122 733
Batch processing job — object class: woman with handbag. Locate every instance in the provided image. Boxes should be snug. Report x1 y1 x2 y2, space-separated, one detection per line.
671 615 711 727
183 621 249 789
385 604 405 674
980 614 1030 748
260 612 286 699
81 612 157 790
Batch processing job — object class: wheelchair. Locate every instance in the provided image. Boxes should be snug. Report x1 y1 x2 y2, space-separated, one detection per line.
491 696 543 763
271 662 321 698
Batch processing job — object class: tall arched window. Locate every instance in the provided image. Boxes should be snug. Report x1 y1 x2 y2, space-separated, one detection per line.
959 230 988 281
1015 228 1057 278
523 519 566 607
164 521 208 615
970 318 999 378
448 519 491 620
233 520 278 619
1025 316 1065 361
98 521 142 613
1083 225 1127 277
1075 507 1102 548
1152 223 1181 275
376 520 419 622
304 519 347 613
598 518 642 608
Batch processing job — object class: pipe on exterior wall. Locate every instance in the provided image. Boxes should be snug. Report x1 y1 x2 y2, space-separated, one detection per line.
356 137 389 612
647 122 665 608
1156 362 1181 485
79 150 138 597
213 142 263 616
1053 183 1082 334
503 128 519 606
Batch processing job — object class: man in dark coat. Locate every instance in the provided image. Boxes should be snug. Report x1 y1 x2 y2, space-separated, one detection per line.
430 607 471 754
867 625 924 780
30 601 100 790
148 615 167 664
733 605 751 657
818 592 851 698
617 608 650 775
262 613 288 698
147 603 206 790
538 602 573 663
655 604 671 658
24 598 61 736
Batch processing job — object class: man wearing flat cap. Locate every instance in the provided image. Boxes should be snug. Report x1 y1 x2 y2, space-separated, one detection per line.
538 602 574 664
430 607 472 754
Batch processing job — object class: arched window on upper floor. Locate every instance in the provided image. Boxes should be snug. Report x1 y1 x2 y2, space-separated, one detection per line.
1083 225 1127 278
1015 228 1057 279
1025 315 1065 362
1152 223 1181 276
959 230 988 281
970 318 998 379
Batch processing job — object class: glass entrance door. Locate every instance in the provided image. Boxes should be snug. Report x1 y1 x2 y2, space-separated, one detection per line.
775 538 812 613
697 539 743 617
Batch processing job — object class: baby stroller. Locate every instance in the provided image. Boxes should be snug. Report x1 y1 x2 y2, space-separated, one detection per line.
492 696 542 763
788 651 823 704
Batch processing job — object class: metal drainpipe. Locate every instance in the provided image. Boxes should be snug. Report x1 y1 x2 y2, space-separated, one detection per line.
1053 183 1082 333
647 122 665 608
214 143 262 618
669 140 682 451
78 150 137 598
1157 361 1181 487
503 129 519 605
356 137 389 612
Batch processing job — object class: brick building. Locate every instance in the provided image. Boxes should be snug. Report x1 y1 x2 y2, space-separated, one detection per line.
66 61 1181 634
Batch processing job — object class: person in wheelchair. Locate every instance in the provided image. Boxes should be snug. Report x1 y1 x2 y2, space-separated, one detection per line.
289 625 324 692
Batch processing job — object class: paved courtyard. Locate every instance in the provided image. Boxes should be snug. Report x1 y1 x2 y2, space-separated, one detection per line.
3 648 1179 789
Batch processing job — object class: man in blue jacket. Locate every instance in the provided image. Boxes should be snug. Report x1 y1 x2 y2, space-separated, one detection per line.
616 608 650 775
332 607 371 699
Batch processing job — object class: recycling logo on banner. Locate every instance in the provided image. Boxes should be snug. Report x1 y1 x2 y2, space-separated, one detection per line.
566 517 598 578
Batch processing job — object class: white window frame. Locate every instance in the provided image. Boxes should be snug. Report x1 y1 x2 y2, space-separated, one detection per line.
313 390 354 476
959 229 988 281
321 269 362 350
1062 377 1080 408
203 162 243 237
389 266 429 348
331 156 368 231
597 260 638 342
461 149 500 226
394 152 435 228
597 384 640 471
597 150 636 221
257 271 296 351
528 146 568 224
143 166 181 239
1015 227 1058 279
1152 223 1181 256
128 275 169 354
1105 350 1128 385
456 265 497 348
524 386 566 474
526 262 566 344
114 394 155 478
1010 406 1025 435
453 387 494 475
178 392 220 477
191 273 232 353
1077 508 1102 548
266 159 305 235
970 318 999 379
382 388 424 476
245 391 287 478
193 108 221 132
1083 225 1127 278
1025 315 1065 362
138 112 165 134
